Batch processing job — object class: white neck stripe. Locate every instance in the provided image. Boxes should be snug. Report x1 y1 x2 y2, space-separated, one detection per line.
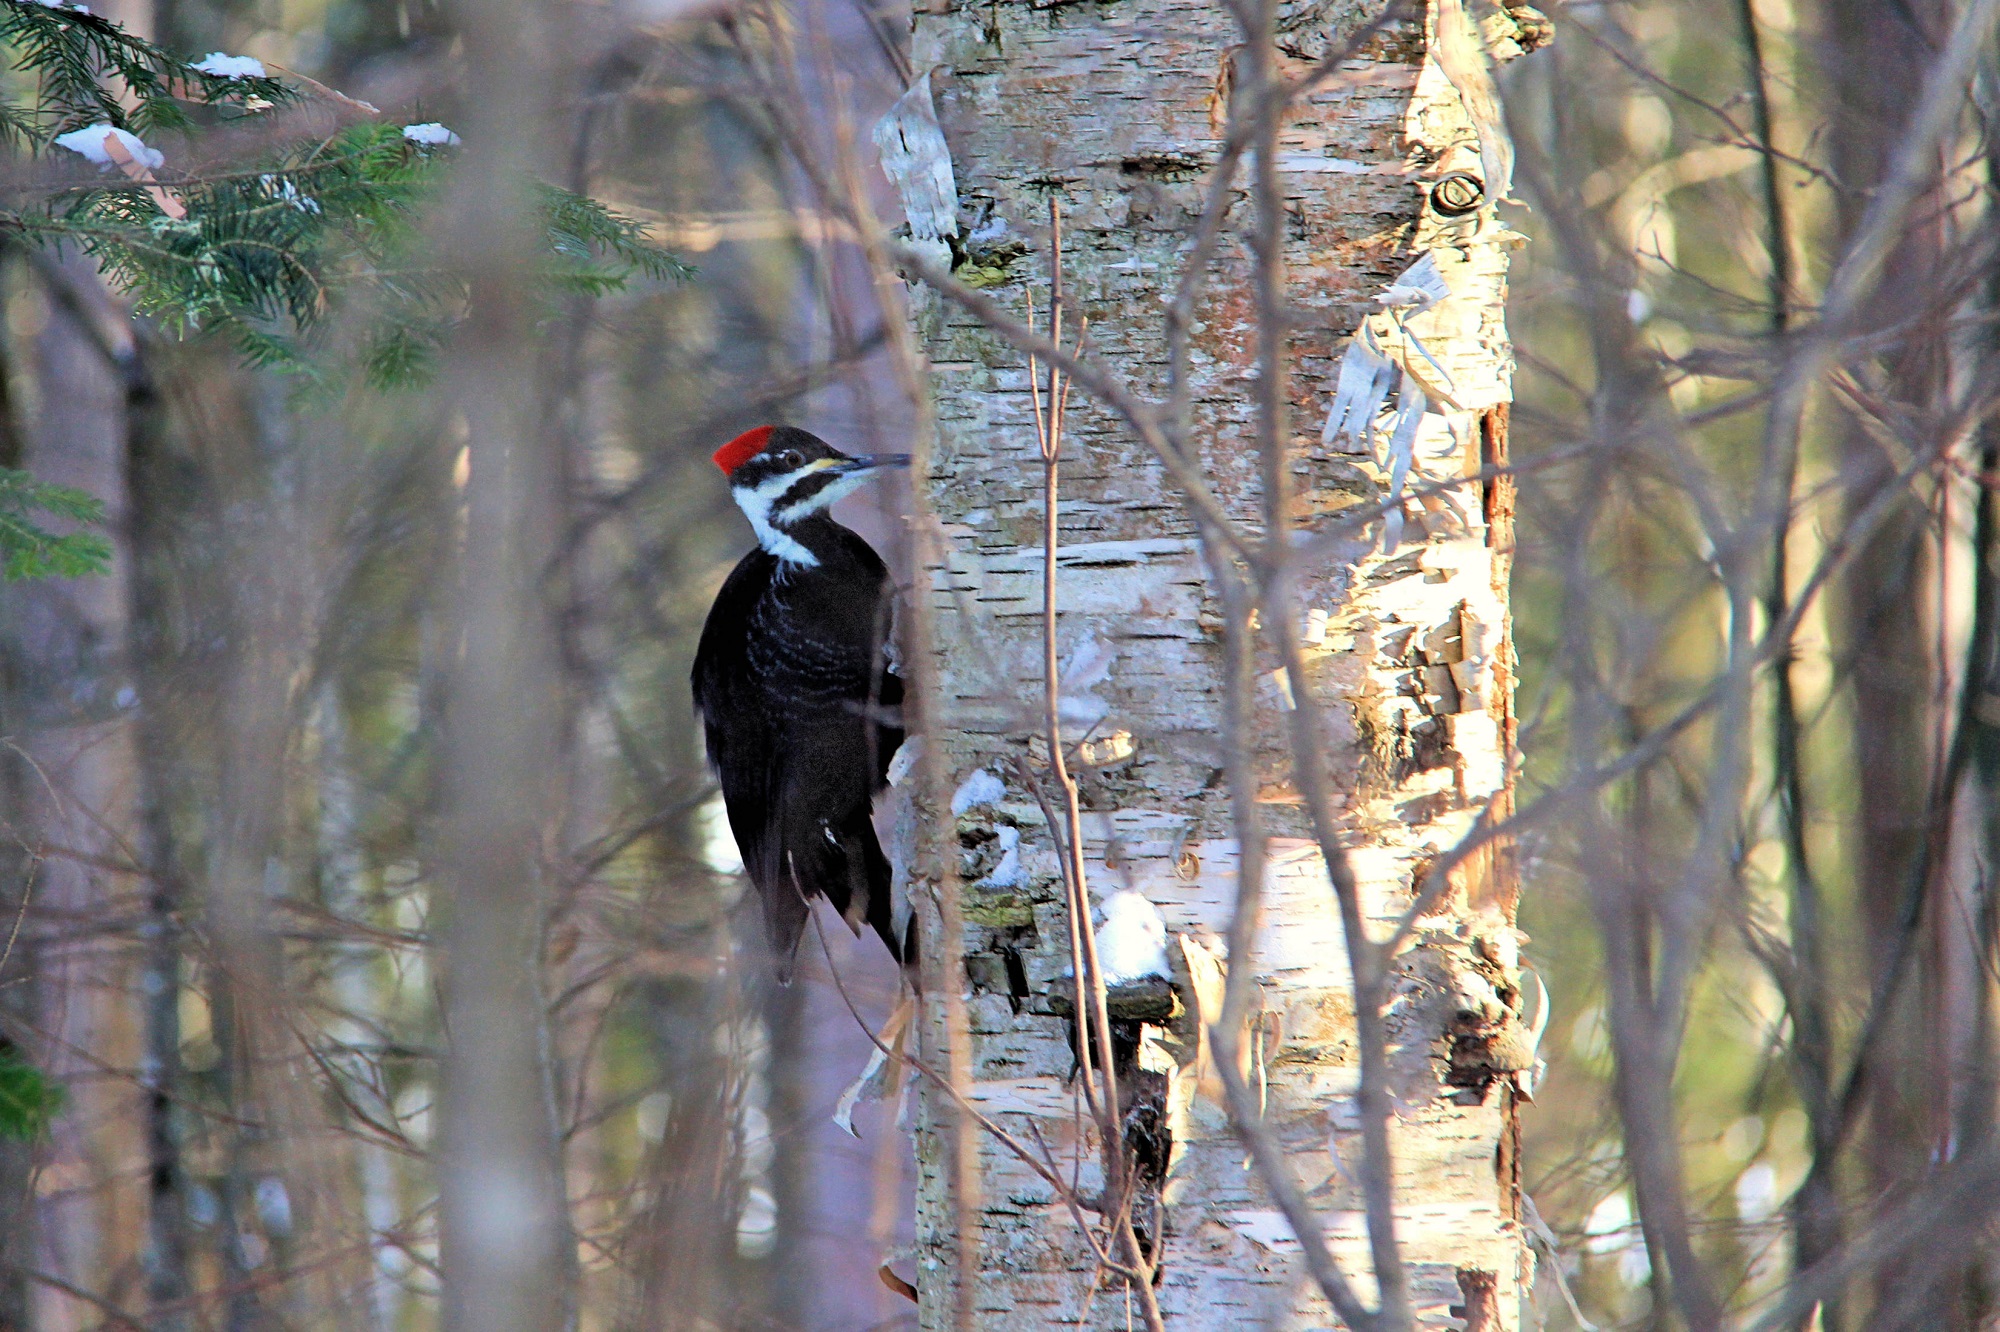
733 467 825 567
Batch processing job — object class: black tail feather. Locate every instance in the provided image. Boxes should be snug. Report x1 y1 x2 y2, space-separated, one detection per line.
782 810 908 969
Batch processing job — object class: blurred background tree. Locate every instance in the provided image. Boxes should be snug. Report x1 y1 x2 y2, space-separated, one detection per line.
1510 0 2000 1327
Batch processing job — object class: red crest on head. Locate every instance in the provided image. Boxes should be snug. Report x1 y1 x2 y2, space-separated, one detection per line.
713 426 775 476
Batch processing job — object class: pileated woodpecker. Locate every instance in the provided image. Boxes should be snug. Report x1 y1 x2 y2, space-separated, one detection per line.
692 425 911 976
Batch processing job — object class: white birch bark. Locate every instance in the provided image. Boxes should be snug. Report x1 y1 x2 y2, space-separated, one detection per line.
897 2 1545 1325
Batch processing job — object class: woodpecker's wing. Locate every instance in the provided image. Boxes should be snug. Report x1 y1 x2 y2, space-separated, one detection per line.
692 552 808 965
692 536 906 974
750 549 902 959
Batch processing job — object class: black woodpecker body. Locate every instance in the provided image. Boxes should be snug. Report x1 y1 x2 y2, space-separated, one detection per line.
692 425 910 976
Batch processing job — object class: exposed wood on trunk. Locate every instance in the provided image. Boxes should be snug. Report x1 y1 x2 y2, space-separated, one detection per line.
1454 1267 1499 1331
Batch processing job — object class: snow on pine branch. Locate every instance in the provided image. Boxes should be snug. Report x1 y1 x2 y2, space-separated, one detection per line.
401 122 461 147
0 0 692 387
0 0 291 136
191 52 265 79
53 122 161 169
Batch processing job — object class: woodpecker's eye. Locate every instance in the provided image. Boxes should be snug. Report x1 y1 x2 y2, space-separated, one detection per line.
775 449 804 469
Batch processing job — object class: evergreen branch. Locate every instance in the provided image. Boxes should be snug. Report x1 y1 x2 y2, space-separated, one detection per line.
0 1 689 390
0 466 112 580
0 0 291 138
0 1045 64 1140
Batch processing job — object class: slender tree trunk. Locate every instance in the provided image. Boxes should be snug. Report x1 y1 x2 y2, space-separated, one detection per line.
899 1 1538 1324
2 252 148 1332
0 255 41 1332
433 0 577 1324
1818 0 1955 1325
125 336 193 1332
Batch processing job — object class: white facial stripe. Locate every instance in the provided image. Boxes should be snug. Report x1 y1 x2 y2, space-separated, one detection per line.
731 458 880 566
773 467 871 525
733 467 822 567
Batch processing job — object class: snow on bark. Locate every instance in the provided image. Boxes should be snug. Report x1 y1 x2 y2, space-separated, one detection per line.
1095 890 1170 985
899 1 1545 1325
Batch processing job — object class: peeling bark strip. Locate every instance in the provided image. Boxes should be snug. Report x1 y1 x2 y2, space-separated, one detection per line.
875 71 962 270
898 1 1542 1325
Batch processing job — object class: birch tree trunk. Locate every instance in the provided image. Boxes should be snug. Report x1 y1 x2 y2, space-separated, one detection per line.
899 2 1544 1325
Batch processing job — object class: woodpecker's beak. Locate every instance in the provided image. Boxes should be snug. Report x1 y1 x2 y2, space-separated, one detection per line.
839 453 913 473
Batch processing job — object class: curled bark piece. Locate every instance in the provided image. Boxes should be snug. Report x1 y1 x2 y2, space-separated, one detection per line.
1432 0 1513 204
872 70 960 270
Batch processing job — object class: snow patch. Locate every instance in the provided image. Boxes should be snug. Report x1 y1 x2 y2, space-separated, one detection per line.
981 826 1022 888
260 174 321 214
951 768 1005 816
401 122 461 147
54 124 162 171
193 52 266 78
1095 889 1168 984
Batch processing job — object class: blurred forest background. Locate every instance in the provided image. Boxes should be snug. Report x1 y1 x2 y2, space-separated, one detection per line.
0 0 1996 1328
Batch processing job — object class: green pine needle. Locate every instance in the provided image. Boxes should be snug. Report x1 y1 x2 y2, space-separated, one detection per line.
0 0 291 139
0 467 112 580
0 1047 66 1141
0 5 689 390
0 0 693 563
